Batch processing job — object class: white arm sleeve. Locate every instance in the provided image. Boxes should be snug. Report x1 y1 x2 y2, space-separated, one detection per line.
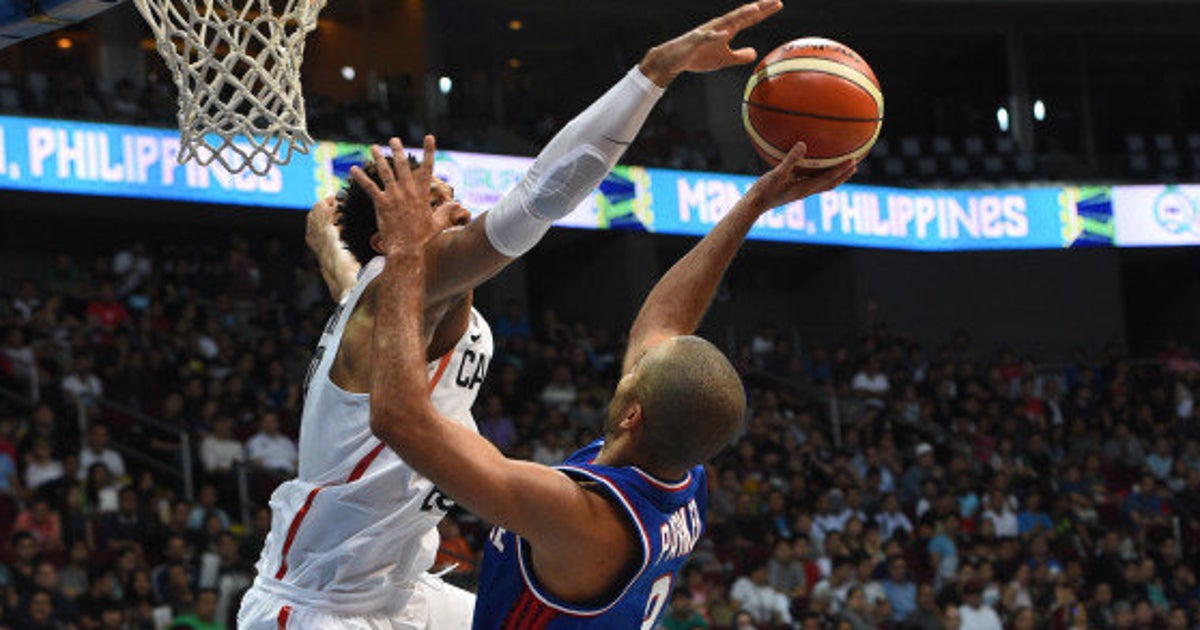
483 66 665 257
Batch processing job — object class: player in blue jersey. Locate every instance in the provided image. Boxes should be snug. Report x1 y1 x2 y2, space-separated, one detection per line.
356 6 858 630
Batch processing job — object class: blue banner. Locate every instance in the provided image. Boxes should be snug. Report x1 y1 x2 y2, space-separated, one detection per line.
633 167 1073 250
0 116 318 208
0 114 1129 250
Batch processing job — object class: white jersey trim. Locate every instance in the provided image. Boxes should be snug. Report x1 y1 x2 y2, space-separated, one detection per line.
629 467 691 491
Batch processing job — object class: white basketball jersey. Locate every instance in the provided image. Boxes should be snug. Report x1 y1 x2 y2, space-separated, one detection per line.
251 256 493 614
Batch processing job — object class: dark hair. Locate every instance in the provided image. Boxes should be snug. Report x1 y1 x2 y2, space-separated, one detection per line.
337 154 421 265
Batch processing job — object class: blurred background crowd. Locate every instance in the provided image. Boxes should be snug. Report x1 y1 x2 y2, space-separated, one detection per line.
1 234 1198 629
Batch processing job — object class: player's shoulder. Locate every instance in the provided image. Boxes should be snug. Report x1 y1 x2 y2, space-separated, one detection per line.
559 461 704 514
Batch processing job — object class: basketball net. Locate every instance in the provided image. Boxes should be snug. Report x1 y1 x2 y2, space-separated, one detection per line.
133 0 326 175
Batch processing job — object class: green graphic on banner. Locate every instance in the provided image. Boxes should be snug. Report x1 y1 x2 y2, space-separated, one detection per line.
596 166 653 231
1060 186 1115 247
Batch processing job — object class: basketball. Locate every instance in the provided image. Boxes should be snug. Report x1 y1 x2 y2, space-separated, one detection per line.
742 37 884 168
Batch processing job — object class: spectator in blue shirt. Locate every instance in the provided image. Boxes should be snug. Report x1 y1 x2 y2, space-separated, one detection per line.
493 300 531 339
882 557 918 622
0 449 19 495
1146 437 1174 480
1017 492 1054 538
928 515 960 588
1122 475 1168 532
900 443 937 507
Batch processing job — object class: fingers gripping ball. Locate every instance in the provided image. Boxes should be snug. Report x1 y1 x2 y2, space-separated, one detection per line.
742 37 884 168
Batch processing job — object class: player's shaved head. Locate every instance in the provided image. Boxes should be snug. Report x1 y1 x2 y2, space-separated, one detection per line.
614 335 746 471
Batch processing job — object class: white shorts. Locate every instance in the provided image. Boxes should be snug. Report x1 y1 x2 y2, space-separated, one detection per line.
237 574 474 630
418 572 476 629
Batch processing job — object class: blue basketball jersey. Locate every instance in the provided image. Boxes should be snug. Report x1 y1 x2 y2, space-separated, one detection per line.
473 440 708 629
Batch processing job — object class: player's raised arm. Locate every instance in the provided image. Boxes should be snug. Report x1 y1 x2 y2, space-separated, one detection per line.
622 144 857 374
306 195 361 301
422 0 786 305
360 141 610 553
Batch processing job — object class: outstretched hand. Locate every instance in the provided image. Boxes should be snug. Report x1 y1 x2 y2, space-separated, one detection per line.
639 0 784 87
348 135 439 260
747 143 857 211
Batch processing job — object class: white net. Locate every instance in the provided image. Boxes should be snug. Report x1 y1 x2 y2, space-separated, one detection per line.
134 0 327 175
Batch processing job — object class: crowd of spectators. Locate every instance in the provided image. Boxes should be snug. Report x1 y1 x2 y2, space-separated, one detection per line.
0 236 314 629
2 234 1200 630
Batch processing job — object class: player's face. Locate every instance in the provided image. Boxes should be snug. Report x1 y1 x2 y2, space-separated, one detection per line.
603 368 640 437
429 179 470 232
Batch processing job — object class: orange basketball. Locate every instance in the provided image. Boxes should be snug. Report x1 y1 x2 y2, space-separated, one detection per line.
742 37 884 168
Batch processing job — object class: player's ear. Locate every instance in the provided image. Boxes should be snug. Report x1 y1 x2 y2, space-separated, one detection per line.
370 233 385 254
617 401 643 433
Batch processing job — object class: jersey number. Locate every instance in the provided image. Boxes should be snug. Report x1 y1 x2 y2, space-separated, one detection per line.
641 574 673 630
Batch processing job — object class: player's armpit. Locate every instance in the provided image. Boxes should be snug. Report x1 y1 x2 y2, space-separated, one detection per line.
423 293 471 361
422 219 513 305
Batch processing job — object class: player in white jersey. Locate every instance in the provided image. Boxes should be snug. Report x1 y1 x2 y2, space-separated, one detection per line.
238 255 490 629
238 3 781 626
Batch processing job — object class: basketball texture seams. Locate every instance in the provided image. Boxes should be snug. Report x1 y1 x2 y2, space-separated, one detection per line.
742 37 884 168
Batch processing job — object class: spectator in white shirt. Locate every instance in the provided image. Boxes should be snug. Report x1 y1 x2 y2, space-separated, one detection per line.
244 412 296 476
24 438 63 489
2 328 36 385
79 424 125 481
855 556 887 607
62 355 103 410
853 446 895 493
111 243 153 295
83 462 120 514
11 281 40 321
812 492 853 541
531 428 568 467
731 563 793 626
876 494 914 541
982 490 1019 539
851 356 890 405
811 556 857 614
201 417 244 475
750 323 777 365
959 580 1002 630
838 487 869 526
538 364 577 412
